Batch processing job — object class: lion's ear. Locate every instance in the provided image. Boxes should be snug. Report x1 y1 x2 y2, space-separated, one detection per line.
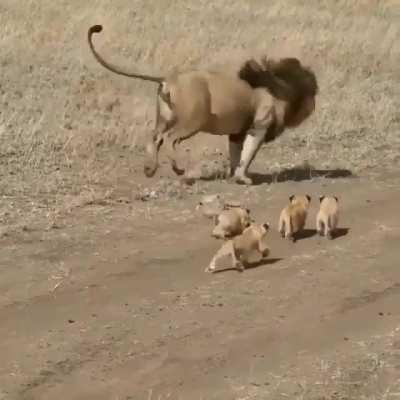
289 195 294 202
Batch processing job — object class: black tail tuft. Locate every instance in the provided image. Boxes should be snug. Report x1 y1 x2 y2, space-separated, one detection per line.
89 25 103 34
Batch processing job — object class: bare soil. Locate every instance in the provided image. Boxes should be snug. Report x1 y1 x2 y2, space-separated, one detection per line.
1 169 400 400
1 1 400 399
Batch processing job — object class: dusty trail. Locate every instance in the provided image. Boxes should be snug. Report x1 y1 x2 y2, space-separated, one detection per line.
1 0 399 398
1 176 400 399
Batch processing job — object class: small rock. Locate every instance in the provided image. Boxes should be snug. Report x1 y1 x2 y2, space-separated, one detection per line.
0 228 9 238
116 197 130 204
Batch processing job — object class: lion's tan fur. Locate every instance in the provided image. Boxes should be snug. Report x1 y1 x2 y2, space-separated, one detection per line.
278 194 311 241
206 223 270 273
316 196 339 239
88 25 318 185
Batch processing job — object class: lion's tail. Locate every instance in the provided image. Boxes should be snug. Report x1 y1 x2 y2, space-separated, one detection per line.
87 25 164 84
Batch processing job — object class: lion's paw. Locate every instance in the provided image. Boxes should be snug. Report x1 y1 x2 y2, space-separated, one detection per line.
231 174 253 186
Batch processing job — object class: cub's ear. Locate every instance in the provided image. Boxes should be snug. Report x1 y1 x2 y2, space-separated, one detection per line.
263 223 270 230
289 195 294 202
246 208 251 214
306 195 311 202
334 196 339 202
319 195 325 203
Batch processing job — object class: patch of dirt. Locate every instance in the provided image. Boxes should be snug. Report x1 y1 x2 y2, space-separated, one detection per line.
1 174 400 400
1 1 400 399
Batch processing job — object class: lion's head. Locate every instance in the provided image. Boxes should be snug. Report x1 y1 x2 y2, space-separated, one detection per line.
239 56 318 128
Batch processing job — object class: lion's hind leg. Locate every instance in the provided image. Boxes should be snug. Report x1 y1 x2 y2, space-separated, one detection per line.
144 88 174 178
205 240 239 273
163 129 199 176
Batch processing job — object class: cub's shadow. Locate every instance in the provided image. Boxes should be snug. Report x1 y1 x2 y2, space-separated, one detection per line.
331 227 350 239
250 167 354 185
290 227 350 241
293 228 317 241
246 257 284 270
212 257 283 274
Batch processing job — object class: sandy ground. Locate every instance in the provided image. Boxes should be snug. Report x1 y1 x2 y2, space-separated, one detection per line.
1 0 400 399
1 168 400 400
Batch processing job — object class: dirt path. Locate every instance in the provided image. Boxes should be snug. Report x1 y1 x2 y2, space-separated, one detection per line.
1 1 399 398
1 175 400 400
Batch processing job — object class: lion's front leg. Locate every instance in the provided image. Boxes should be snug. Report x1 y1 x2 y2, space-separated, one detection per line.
232 128 266 185
232 111 274 185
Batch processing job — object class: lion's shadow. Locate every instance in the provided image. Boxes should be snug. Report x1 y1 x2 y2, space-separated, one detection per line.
250 166 354 185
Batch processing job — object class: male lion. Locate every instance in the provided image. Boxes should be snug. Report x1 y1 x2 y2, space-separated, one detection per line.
87 25 318 185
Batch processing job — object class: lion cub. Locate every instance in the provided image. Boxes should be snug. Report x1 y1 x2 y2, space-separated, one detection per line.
278 194 311 242
316 195 339 239
212 207 252 239
196 194 242 219
196 194 226 219
206 223 270 273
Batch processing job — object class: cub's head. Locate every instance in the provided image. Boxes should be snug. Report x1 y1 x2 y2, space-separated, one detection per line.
319 195 339 204
289 194 311 209
244 222 270 238
237 207 252 228
196 194 225 218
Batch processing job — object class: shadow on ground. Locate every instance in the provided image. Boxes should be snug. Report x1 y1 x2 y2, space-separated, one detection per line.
333 227 350 239
212 257 283 274
295 227 350 242
315 227 350 240
294 229 317 241
250 167 355 185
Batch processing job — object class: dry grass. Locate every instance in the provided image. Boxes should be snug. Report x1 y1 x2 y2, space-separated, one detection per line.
229 326 400 399
0 0 399 228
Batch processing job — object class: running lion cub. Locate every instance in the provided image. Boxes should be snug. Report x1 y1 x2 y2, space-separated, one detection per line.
195 194 252 239
316 195 339 239
212 207 252 239
278 194 311 242
205 223 270 273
